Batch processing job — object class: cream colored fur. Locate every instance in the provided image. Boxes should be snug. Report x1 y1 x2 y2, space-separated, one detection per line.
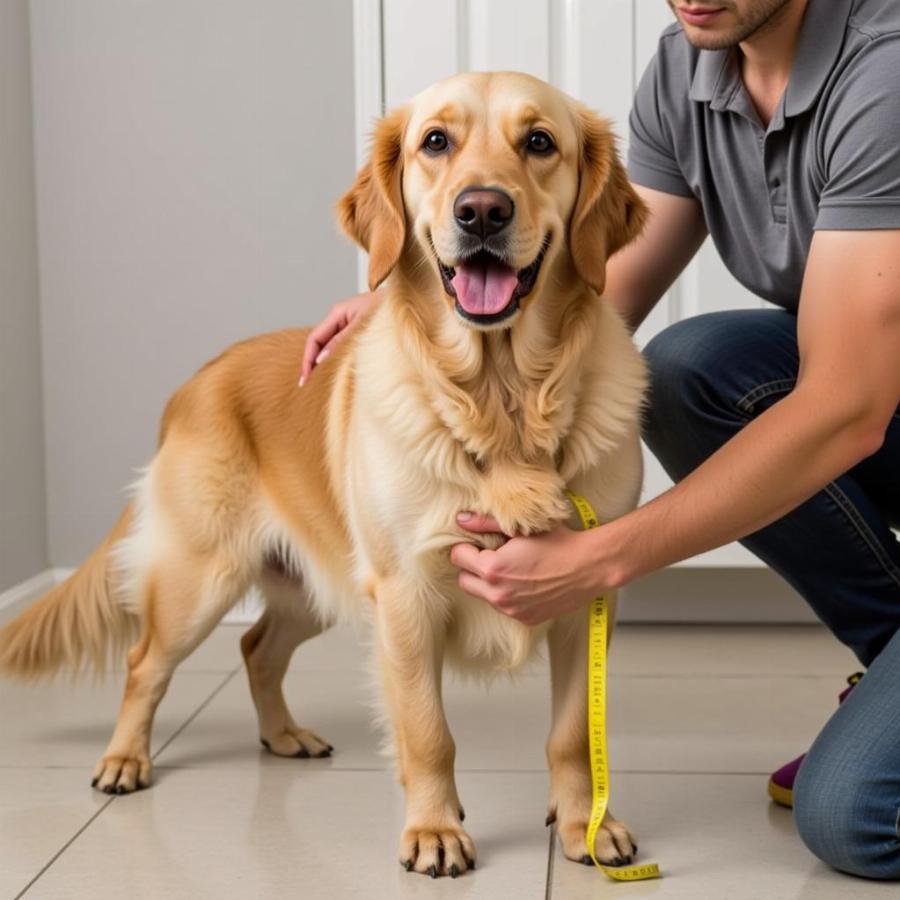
0 71 648 877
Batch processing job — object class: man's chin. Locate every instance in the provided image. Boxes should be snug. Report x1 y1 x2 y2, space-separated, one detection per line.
680 26 742 50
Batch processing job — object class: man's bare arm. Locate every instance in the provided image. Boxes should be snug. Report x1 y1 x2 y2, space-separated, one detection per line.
602 228 900 585
604 185 707 331
450 230 900 624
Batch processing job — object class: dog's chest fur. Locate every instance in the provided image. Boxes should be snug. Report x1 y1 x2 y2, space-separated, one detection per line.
328 296 645 632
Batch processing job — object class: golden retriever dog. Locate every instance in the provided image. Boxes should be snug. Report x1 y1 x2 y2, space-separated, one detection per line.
0 71 647 878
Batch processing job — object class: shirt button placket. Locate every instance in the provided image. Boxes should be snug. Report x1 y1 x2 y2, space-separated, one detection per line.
766 138 787 224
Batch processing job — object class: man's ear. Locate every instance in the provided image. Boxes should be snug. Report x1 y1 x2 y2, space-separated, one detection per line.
569 106 648 294
337 106 408 291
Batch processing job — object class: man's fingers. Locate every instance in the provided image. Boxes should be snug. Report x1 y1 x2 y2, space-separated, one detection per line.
457 512 507 534
450 542 497 578
449 542 481 573
316 324 353 363
300 315 344 384
457 570 492 604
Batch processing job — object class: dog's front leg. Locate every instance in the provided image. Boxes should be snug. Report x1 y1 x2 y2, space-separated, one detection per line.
546 598 638 866
374 578 476 878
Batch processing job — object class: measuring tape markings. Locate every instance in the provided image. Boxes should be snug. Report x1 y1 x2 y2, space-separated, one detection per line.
565 490 662 882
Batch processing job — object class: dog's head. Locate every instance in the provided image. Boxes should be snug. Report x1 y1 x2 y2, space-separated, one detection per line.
338 72 647 331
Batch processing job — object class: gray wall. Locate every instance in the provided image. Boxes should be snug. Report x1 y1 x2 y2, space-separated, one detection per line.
0 0 49 591
29 0 358 566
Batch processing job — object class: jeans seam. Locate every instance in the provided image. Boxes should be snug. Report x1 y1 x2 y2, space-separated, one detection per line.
735 378 796 414
825 481 900 590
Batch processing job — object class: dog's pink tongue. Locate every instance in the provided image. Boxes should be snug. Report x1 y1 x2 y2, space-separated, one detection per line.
452 258 518 316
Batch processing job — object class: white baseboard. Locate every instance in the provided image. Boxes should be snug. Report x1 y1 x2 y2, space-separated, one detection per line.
0 567 264 626
2 564 818 627
0 568 69 624
620 567 818 624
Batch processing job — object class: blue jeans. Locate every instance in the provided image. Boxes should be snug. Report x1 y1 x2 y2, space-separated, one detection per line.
643 309 900 879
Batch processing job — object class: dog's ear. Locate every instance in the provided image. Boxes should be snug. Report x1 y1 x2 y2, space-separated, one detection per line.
337 107 408 291
569 106 648 294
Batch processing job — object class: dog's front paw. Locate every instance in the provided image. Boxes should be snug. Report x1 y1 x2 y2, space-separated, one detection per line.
484 465 569 536
399 822 477 877
91 753 152 794
554 809 637 867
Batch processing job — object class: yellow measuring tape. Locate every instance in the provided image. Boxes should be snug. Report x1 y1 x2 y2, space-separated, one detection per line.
565 490 662 882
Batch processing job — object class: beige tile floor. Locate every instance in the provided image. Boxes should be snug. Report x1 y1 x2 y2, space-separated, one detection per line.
1 618 896 899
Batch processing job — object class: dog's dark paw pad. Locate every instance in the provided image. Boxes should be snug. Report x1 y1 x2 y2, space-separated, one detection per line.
259 738 271 752
427 864 438 879
314 748 331 758
294 747 310 759
402 859 413 872
449 864 460 878
90 777 99 788
581 854 594 866
545 811 556 826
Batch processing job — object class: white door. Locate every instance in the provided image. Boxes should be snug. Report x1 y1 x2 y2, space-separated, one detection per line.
355 0 767 568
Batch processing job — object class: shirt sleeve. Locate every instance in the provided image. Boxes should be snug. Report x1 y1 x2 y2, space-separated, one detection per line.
815 35 900 230
627 49 694 198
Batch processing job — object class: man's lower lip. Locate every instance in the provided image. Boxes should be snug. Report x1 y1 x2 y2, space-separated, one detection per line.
679 7 724 25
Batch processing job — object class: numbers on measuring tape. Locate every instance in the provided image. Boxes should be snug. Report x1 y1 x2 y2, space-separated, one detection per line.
564 491 662 882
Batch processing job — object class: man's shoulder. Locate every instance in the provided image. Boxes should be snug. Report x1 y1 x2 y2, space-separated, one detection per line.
658 20 686 42
848 0 900 40
642 21 699 93
828 0 900 101
655 20 695 59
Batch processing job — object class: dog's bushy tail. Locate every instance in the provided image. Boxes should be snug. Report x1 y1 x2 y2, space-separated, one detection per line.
0 506 139 680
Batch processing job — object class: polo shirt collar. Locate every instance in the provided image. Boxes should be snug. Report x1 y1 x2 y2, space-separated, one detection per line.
688 47 736 109
688 0 855 117
784 0 854 116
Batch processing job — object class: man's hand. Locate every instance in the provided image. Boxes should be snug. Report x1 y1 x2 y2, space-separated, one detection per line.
449 513 612 626
299 291 381 385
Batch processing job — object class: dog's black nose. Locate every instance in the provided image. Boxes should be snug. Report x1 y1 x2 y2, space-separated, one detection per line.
453 187 514 238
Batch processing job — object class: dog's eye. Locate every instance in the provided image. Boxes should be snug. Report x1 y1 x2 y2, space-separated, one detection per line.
525 130 555 155
423 129 450 154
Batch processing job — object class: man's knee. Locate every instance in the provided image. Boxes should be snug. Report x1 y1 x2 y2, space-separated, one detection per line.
642 314 741 461
794 748 900 880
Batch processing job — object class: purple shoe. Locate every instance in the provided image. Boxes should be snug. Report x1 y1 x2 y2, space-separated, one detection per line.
767 672 862 808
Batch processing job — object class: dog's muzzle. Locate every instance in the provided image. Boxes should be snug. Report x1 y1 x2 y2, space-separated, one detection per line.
437 238 550 326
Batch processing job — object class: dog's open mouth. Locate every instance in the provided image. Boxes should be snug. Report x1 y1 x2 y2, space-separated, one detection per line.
437 239 549 325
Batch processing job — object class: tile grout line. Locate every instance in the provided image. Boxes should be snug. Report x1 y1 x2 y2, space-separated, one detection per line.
14 665 241 898
544 825 556 900
151 665 242 762
14 798 116 900
150 665 242 760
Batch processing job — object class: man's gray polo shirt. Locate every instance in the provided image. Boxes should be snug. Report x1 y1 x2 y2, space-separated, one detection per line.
627 0 900 311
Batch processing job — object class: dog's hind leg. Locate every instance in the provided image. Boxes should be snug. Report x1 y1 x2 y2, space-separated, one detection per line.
545 595 637 866
240 567 333 758
92 551 249 794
